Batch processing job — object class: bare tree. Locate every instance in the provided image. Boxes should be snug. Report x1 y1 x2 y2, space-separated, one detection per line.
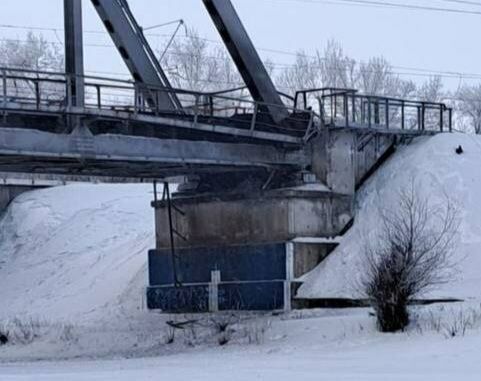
0 32 63 72
318 40 358 90
417 76 444 103
161 28 242 93
0 32 64 102
457 84 481 134
361 183 459 332
276 51 321 94
276 40 417 102
358 57 416 99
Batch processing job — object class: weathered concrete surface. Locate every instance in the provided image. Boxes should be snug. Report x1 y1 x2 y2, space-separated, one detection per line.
309 129 396 195
0 185 38 211
153 189 353 249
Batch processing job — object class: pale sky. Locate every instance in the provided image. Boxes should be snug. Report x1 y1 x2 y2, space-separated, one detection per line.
0 0 480 90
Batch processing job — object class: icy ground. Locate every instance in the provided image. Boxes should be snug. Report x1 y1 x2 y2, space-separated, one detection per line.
1 133 481 379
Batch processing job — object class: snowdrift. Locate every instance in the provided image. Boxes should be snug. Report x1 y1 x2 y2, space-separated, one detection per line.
299 133 481 301
0 184 154 323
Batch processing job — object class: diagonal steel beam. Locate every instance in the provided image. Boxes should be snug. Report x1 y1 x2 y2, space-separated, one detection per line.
90 0 182 112
203 0 289 123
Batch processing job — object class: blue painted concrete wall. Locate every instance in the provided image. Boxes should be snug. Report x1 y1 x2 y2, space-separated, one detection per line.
147 243 287 312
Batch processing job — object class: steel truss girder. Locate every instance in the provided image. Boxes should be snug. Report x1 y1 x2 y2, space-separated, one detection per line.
203 0 289 123
90 0 182 111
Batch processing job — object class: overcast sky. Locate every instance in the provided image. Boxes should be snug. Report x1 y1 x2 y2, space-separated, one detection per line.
0 0 480 90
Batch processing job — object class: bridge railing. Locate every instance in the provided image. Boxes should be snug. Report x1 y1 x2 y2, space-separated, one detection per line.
294 88 452 133
0 67 318 141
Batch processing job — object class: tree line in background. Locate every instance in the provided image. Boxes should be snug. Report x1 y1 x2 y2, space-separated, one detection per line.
2 30 481 133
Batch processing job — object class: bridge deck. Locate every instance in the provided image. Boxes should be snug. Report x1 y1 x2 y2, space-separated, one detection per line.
0 127 308 179
0 69 452 181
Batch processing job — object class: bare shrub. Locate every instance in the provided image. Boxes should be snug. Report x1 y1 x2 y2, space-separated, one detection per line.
0 318 78 345
0 330 9 345
7 317 42 344
164 326 176 345
243 318 271 345
210 313 239 346
442 307 481 339
58 323 78 343
361 183 459 333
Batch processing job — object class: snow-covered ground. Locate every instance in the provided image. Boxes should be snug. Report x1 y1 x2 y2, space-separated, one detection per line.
0 183 154 324
1 133 481 379
2 305 481 380
300 132 481 301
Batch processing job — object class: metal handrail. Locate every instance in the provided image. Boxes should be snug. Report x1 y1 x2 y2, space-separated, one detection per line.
319 90 452 132
0 66 320 140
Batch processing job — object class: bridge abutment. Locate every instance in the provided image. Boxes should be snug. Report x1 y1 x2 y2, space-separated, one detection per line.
0 185 39 212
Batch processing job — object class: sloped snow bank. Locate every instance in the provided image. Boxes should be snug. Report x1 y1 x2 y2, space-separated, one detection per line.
299 133 481 301
0 184 155 323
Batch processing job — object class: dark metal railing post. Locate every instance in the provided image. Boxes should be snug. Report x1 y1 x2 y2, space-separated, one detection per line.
440 106 444 132
401 100 405 130
34 80 40 110
417 106 421 131
361 99 365 124
66 74 73 112
344 93 349 127
155 90 160 116
209 95 214 117
250 103 258 131
2 69 6 123
134 84 141 115
334 94 338 122
352 95 356 124
448 108 453 132
2 70 7 108
367 97 372 128
153 180 158 204
385 98 389 129
421 103 425 131
194 95 199 125
374 100 380 125
95 84 101 109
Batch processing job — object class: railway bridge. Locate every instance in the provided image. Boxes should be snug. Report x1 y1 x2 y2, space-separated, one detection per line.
0 0 453 312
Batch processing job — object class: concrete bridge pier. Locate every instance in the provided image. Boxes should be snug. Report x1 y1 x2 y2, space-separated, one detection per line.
146 128 398 313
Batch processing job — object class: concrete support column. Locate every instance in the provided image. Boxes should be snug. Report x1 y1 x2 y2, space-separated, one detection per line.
310 129 356 196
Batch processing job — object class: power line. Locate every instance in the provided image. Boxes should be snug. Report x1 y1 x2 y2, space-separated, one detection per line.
265 0 481 15
437 0 481 7
0 22 475 79
1 35 481 83
1 24 481 86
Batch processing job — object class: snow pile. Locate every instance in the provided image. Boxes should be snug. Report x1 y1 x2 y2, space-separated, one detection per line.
299 133 481 301
0 184 154 323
